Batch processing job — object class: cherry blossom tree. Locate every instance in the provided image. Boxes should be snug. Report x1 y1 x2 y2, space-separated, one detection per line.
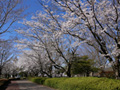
0 0 25 35
16 14 80 77
44 0 120 78
2 59 18 78
0 40 14 77
17 46 58 77
16 0 120 78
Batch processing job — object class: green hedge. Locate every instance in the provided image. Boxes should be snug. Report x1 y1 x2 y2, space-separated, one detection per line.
44 77 68 88
57 77 120 90
29 77 48 84
29 77 120 90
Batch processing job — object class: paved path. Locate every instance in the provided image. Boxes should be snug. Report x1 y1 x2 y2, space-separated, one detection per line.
5 80 55 90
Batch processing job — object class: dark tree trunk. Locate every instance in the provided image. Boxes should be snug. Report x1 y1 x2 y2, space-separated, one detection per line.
115 59 120 79
66 63 72 77
86 71 90 77
42 70 52 78
41 72 44 77
45 73 52 78
0 68 2 78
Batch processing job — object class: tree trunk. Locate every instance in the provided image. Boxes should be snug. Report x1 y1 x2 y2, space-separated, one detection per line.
41 72 44 77
115 59 120 79
86 71 90 77
66 63 71 77
0 68 2 78
42 71 52 78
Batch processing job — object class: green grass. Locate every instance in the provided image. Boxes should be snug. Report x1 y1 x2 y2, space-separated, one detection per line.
29 77 120 90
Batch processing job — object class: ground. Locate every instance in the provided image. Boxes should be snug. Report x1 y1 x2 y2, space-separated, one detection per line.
1 80 55 90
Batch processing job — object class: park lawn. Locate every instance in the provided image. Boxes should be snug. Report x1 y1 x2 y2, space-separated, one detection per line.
29 77 120 90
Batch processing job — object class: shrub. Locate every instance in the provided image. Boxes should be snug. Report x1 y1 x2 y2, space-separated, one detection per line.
45 77 120 90
44 77 68 88
28 77 120 90
29 77 48 84
99 71 115 78
0 79 8 86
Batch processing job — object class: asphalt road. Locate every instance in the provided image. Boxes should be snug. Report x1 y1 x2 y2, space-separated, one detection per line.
4 80 55 90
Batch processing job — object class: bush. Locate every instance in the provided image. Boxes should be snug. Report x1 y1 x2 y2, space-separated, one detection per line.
29 77 48 84
0 79 8 86
99 71 115 78
44 77 120 90
44 78 68 88
28 77 120 90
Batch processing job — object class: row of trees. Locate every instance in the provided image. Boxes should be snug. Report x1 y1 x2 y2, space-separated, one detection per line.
15 0 120 78
0 0 25 78
0 0 118 79
17 49 98 77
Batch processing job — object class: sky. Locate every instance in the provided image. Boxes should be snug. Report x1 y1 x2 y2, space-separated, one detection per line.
1 0 43 40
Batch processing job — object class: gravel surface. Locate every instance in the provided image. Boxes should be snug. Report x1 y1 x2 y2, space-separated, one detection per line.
5 80 55 90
